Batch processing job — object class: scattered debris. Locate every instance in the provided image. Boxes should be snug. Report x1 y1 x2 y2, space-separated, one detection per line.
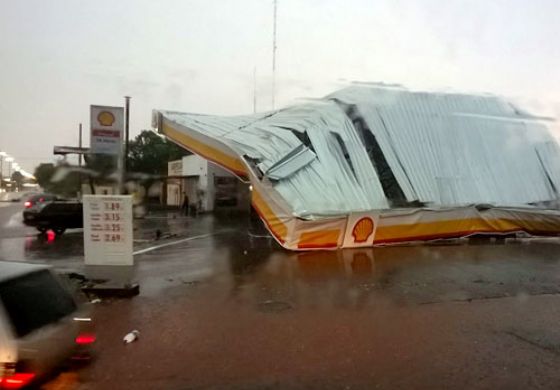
123 330 140 344
152 231 178 241
257 300 293 313
83 283 140 298
360 283 376 291
68 272 87 282
181 280 200 286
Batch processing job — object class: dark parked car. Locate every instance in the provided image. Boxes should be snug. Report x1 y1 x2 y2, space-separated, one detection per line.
23 197 83 235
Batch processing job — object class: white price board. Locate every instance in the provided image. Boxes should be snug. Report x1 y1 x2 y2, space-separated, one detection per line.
90 105 124 155
83 195 133 266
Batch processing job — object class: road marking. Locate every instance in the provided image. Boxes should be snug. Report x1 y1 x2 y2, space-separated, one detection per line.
133 231 230 256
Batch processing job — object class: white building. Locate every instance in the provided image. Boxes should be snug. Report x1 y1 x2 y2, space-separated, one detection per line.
167 154 250 212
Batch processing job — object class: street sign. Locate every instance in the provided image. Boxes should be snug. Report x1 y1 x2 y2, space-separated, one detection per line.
83 195 133 266
90 105 124 155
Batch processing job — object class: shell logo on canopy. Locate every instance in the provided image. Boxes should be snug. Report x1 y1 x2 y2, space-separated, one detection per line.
352 217 374 243
97 111 116 126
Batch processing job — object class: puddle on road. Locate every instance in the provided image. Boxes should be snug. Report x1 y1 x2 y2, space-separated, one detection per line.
3 209 560 308
0 232 85 263
223 237 560 309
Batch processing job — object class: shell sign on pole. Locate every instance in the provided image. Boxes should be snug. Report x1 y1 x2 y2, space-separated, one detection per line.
343 213 380 248
90 105 124 155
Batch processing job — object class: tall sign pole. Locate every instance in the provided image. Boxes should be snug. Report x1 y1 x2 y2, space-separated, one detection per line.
85 104 137 295
0 153 4 183
78 123 82 168
78 123 83 198
124 96 131 174
78 123 83 168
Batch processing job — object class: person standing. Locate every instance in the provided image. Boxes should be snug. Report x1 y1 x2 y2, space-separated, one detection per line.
181 192 190 216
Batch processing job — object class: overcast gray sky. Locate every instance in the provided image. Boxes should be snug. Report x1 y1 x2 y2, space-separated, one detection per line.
1 0 559 172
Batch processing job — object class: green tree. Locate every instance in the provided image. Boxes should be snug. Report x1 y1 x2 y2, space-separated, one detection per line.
32 130 188 197
33 162 80 197
10 171 24 191
34 163 56 192
128 130 189 175
127 130 190 197
85 154 117 178
83 154 118 194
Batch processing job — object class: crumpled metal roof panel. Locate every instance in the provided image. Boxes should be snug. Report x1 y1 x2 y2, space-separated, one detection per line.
331 86 558 207
157 85 560 218
160 100 389 217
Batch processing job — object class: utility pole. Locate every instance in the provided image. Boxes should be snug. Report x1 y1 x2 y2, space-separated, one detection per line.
78 123 83 167
0 152 4 182
0 153 4 192
124 96 131 172
272 0 277 109
78 123 83 197
120 96 131 195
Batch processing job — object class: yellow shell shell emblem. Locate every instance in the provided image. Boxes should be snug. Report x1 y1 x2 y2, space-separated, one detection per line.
352 217 374 243
97 111 115 126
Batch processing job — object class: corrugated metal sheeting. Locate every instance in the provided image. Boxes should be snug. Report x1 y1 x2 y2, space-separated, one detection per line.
157 85 560 218
331 86 559 207
162 101 389 217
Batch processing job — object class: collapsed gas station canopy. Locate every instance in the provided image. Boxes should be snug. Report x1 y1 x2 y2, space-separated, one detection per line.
153 85 560 250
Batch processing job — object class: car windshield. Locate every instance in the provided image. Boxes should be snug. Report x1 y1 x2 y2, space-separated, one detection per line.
0 270 76 338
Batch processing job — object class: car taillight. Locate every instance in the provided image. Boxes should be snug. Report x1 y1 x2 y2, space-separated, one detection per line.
75 333 96 345
23 201 31 209
0 372 36 389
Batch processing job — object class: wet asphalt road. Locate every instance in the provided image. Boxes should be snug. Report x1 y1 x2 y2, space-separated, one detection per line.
4 201 560 389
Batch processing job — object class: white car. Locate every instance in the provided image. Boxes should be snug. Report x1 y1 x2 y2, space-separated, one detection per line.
0 262 95 388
